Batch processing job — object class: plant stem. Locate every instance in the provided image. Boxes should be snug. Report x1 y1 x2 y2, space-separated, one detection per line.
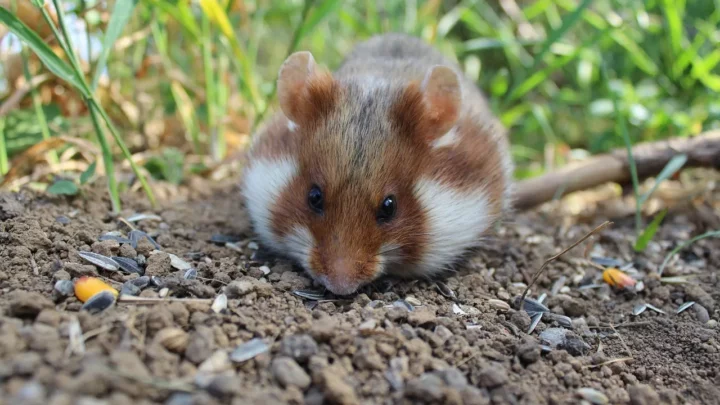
88 101 120 212
201 12 220 160
21 46 59 165
0 118 8 175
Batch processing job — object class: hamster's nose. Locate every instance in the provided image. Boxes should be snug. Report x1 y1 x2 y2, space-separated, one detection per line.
320 258 363 295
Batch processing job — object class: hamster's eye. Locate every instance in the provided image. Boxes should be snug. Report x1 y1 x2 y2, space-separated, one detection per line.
376 195 397 223
308 185 324 214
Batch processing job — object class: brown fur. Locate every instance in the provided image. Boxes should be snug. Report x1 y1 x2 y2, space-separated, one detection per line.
244 33 513 292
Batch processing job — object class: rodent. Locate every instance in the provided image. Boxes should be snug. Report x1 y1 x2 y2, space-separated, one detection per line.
241 33 513 295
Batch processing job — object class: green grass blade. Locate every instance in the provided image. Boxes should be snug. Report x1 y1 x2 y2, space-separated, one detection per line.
639 154 688 206
91 100 156 208
527 0 592 72
634 209 667 252
88 104 120 212
658 230 720 276
298 0 343 40
0 7 87 95
0 118 7 175
661 0 685 59
21 46 58 165
91 0 139 91
201 12 219 160
602 64 642 234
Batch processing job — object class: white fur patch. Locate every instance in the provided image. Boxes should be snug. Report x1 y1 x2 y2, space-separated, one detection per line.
282 225 314 270
287 120 298 132
242 157 298 247
431 127 459 149
413 178 493 274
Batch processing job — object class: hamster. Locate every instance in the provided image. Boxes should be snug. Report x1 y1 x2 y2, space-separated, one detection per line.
241 33 513 295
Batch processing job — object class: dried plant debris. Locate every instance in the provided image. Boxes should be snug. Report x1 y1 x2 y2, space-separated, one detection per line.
230 338 269 363
522 297 550 316
78 251 120 271
577 387 609 404
528 313 543 334
168 253 192 270
126 213 163 222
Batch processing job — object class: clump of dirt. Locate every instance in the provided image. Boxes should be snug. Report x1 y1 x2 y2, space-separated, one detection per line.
0 178 718 405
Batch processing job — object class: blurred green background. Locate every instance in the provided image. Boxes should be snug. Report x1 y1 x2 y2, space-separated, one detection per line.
1 0 719 206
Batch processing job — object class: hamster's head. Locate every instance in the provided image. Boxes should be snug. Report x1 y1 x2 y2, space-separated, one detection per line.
243 51 490 295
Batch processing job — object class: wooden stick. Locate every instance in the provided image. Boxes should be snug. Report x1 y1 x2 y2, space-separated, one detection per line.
513 131 720 210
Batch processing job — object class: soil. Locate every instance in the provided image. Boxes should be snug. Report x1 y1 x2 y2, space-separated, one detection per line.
0 174 718 405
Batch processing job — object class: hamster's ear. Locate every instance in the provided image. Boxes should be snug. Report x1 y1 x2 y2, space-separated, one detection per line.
394 65 461 143
420 65 461 136
277 51 337 125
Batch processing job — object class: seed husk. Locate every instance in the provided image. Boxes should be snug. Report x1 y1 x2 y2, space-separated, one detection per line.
550 276 567 296
523 297 550 315
392 300 414 312
80 290 116 314
577 387 609 404
528 312 543 334
488 299 510 312
405 296 422 306
677 301 695 314
230 338 269 363
292 289 327 301
546 313 573 328
78 251 120 271
632 303 647 316
129 230 161 250
452 303 467 315
112 257 143 275
591 256 625 268
435 281 457 300
159 287 169 298
183 268 198 280
211 293 228 313
168 253 192 271
120 283 141 296
646 303 666 315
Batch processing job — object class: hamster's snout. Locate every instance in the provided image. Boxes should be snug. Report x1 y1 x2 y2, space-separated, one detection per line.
313 256 374 296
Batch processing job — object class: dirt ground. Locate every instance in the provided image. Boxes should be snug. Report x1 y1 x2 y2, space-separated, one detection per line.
0 172 718 405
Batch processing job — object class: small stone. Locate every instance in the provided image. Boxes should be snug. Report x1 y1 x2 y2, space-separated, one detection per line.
510 310 531 331
706 320 718 329
310 317 337 342
517 342 541 365
119 244 137 259
434 325 454 342
405 373 445 402
52 270 71 281
63 262 98 277
684 284 715 312
185 326 215 365
272 357 311 389
628 384 660 405
437 368 467 388
206 374 242 398
320 367 359 405
477 366 508 388
280 334 318 363
153 327 189 353
225 277 272 298
561 297 587 317
8 291 53 319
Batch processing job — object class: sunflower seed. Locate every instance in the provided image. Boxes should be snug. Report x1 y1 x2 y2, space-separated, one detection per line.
112 257 143 275
292 289 327 301
80 290 116 314
528 312 543 334
632 303 647 315
210 234 242 245
183 268 197 280
646 303 666 314
98 234 132 244
488 299 510 312
591 256 625 268
405 296 422 306
230 338 269 363
677 301 695 314
126 213 162 222
169 253 192 271
159 287 169 298
435 281 457 300
129 276 150 289
129 230 161 250
545 313 573 328
577 387 609 404
523 297 550 315
225 242 243 253
392 300 414 312
78 251 120 271
54 280 74 296
211 293 228 314
150 276 164 287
